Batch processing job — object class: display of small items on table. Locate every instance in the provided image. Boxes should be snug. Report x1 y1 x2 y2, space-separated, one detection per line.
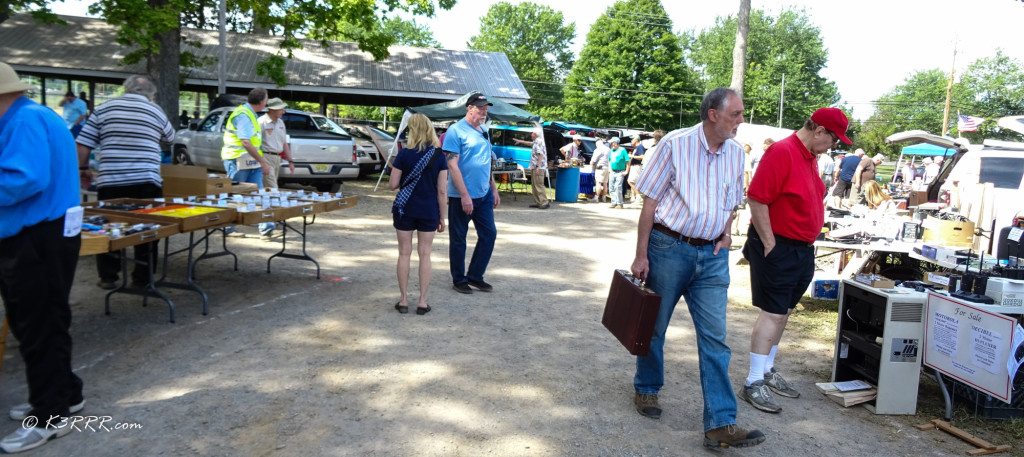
82 215 163 239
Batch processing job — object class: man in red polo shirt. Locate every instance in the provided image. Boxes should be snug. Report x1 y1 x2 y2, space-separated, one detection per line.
740 107 851 414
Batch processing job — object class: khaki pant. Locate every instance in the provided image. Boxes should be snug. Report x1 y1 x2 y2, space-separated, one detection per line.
532 168 549 206
263 153 281 189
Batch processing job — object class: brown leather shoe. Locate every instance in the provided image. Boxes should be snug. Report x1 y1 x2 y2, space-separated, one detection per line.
703 424 766 449
634 393 661 419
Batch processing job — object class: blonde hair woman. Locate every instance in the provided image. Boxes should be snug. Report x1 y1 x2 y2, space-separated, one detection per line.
863 180 896 211
389 113 448 315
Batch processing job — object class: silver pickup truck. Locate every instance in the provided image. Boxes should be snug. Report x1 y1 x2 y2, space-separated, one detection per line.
172 107 359 192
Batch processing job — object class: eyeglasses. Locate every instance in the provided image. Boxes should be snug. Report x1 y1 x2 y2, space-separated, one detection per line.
826 130 839 146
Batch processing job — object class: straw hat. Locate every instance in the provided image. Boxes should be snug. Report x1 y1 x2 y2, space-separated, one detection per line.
0 62 33 95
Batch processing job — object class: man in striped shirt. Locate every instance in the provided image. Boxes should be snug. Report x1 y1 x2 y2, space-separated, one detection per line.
76 75 174 290
630 88 764 449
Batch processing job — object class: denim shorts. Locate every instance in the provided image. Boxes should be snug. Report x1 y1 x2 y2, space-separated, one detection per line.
393 213 438 232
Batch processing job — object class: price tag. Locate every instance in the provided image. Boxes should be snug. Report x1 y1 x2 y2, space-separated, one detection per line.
173 198 185 204
246 202 255 212
206 194 216 200
218 199 227 207
219 193 229 199
1009 227 1024 243
154 198 165 203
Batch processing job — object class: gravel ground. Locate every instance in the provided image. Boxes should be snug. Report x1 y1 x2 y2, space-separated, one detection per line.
0 179 1009 456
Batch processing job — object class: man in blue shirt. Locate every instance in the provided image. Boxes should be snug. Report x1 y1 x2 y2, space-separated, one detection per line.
444 93 500 294
832 148 864 199
0 62 84 453
59 91 88 138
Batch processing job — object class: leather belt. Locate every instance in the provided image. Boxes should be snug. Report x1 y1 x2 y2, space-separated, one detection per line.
264 150 282 155
652 223 721 247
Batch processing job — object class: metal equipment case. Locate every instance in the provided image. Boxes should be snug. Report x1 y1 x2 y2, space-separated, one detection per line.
831 280 929 414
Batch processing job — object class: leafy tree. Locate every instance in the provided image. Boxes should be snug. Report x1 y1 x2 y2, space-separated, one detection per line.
380 17 440 48
564 0 697 130
688 8 840 129
857 69 953 157
958 49 1024 141
467 2 575 120
856 50 1024 157
10 0 456 125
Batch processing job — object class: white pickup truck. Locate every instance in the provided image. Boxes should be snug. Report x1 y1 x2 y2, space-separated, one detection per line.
172 107 359 192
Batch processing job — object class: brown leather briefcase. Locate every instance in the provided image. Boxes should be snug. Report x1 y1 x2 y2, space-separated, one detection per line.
602 269 662 356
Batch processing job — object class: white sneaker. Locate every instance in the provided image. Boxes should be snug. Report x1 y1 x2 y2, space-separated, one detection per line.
10 399 84 421
0 423 72 454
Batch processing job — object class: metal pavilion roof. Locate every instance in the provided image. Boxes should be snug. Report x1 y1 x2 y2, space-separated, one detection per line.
0 14 531 106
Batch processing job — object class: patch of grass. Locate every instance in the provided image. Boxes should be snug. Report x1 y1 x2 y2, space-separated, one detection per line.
788 295 840 341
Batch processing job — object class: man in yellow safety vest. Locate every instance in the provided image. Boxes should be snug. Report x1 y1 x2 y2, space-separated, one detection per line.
221 87 271 236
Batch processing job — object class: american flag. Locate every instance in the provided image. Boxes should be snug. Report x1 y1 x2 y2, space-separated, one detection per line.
957 114 984 132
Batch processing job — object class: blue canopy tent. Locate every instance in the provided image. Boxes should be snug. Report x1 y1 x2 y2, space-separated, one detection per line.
901 143 958 156
892 143 957 183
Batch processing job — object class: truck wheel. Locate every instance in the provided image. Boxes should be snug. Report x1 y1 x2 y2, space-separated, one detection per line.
173 147 193 165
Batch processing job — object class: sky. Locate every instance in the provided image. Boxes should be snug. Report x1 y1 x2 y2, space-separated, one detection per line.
48 0 1024 121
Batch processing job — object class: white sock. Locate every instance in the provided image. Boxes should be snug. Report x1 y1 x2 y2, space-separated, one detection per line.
747 353 768 386
765 345 779 374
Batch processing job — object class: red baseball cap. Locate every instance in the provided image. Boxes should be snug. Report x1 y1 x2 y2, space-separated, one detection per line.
810 108 852 145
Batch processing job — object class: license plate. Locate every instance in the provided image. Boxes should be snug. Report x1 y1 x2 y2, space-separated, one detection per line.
374 164 382 171
313 164 330 173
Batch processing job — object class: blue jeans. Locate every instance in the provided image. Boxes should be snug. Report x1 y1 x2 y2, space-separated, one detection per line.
610 171 625 205
224 160 273 235
635 229 736 432
448 192 496 285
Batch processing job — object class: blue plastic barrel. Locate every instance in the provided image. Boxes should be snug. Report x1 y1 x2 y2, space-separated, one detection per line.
555 167 581 202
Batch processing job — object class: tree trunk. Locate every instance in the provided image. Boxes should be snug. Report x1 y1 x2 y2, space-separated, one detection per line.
729 0 751 99
148 26 181 126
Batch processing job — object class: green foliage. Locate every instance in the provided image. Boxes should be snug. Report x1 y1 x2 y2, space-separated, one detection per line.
380 17 440 47
958 49 1024 142
857 69 959 157
1 0 63 23
858 49 1024 157
564 0 698 130
688 8 840 130
467 2 575 120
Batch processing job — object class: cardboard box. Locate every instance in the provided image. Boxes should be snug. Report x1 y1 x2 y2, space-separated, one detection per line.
84 198 236 232
230 182 259 194
161 164 232 198
812 279 840 299
855 274 896 289
907 191 929 208
81 210 180 252
920 244 938 259
984 278 1024 308
924 272 949 290
79 232 110 256
921 216 975 248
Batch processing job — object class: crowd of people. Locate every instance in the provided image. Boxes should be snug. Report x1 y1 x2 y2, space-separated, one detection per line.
384 86 861 450
3 54 871 452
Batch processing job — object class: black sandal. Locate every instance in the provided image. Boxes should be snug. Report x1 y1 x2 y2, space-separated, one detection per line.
394 302 409 314
416 305 432 315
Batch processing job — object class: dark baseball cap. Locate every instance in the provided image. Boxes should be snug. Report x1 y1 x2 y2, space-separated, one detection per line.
466 93 493 107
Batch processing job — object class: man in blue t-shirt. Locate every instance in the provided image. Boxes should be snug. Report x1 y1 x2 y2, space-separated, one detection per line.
59 91 88 137
832 148 864 199
443 93 500 294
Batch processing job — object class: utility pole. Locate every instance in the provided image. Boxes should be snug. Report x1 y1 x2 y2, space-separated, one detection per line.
777 73 785 128
217 0 226 96
941 43 958 137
